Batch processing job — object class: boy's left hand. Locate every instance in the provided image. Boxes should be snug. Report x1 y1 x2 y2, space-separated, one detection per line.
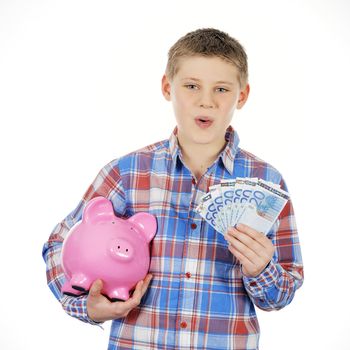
225 223 275 278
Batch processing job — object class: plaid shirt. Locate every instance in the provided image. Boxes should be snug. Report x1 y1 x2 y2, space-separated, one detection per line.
43 126 303 350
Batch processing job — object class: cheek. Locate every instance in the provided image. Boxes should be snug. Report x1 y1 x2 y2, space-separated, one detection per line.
222 100 237 118
221 93 239 109
173 92 192 116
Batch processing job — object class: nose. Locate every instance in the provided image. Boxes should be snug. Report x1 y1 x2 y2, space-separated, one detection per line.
198 89 215 109
109 238 134 262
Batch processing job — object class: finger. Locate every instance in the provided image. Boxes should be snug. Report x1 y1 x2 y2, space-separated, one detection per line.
227 236 259 264
235 223 267 243
229 234 273 272
112 293 141 317
121 274 153 310
89 279 103 298
227 227 264 254
228 243 256 272
141 274 153 294
119 280 144 312
132 280 144 300
235 224 275 252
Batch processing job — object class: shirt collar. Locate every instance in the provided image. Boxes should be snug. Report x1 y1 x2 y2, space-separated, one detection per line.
220 125 240 175
168 126 181 161
168 125 240 175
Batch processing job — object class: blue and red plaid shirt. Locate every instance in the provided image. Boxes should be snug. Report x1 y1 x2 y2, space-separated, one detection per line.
43 126 303 350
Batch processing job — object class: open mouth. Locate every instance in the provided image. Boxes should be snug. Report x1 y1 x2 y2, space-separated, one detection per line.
195 117 213 129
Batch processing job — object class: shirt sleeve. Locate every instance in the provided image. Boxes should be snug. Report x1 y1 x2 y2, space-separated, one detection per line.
42 159 126 324
242 179 304 311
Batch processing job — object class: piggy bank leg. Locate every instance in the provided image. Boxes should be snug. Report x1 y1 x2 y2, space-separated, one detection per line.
62 280 85 297
107 287 130 302
70 273 92 292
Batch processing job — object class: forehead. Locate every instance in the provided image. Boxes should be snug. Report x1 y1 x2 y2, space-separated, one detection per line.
175 55 239 84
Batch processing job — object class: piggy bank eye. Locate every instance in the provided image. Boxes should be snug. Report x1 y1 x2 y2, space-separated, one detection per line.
112 222 115 224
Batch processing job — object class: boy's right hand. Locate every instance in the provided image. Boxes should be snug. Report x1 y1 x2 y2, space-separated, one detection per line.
87 274 153 323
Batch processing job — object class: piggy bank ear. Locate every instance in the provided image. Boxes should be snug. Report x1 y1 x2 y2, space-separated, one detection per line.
128 212 157 243
82 196 115 224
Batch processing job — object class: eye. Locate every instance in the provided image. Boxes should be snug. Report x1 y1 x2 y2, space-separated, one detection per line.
185 84 198 90
216 87 229 93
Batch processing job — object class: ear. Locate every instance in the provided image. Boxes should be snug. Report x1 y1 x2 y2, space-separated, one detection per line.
161 74 171 101
237 83 250 109
82 196 115 224
128 212 157 243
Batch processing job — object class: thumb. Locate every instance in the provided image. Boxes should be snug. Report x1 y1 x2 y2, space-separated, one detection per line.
89 279 103 298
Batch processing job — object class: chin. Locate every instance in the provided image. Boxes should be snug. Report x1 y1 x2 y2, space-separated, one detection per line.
179 126 221 145
192 135 216 145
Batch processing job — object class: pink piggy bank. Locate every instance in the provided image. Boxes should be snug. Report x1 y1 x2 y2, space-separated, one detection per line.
61 196 157 301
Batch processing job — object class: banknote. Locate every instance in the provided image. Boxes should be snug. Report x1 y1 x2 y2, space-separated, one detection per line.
195 192 226 234
232 177 259 225
220 180 236 228
196 178 289 235
209 184 227 230
237 180 289 234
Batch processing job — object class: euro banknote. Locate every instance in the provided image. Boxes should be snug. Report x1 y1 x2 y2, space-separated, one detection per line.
195 178 289 235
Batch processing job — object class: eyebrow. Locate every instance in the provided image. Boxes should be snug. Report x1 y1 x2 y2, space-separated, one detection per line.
181 77 234 86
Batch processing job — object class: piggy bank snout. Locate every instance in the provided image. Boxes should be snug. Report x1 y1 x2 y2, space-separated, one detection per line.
109 238 134 262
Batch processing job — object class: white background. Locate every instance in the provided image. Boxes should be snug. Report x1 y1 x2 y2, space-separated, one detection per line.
1 0 350 349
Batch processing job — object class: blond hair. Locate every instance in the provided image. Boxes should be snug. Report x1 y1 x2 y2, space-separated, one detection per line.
166 28 248 86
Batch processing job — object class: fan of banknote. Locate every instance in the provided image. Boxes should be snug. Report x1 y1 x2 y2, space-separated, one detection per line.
195 177 289 235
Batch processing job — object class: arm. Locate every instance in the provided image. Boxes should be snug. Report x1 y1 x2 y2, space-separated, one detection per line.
42 160 129 323
225 198 304 311
42 200 97 323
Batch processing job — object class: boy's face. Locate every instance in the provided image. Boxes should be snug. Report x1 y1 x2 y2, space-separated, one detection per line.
162 55 249 150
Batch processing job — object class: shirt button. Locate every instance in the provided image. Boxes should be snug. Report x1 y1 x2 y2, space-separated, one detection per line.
180 321 187 329
185 272 191 279
191 223 197 229
192 178 196 185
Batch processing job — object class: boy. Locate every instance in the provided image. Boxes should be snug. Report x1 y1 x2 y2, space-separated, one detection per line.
43 28 303 350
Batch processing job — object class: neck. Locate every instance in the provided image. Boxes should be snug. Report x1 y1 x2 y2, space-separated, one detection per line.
177 133 226 180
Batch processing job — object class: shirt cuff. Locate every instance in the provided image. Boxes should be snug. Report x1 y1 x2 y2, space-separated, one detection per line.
61 295 104 328
242 260 281 296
